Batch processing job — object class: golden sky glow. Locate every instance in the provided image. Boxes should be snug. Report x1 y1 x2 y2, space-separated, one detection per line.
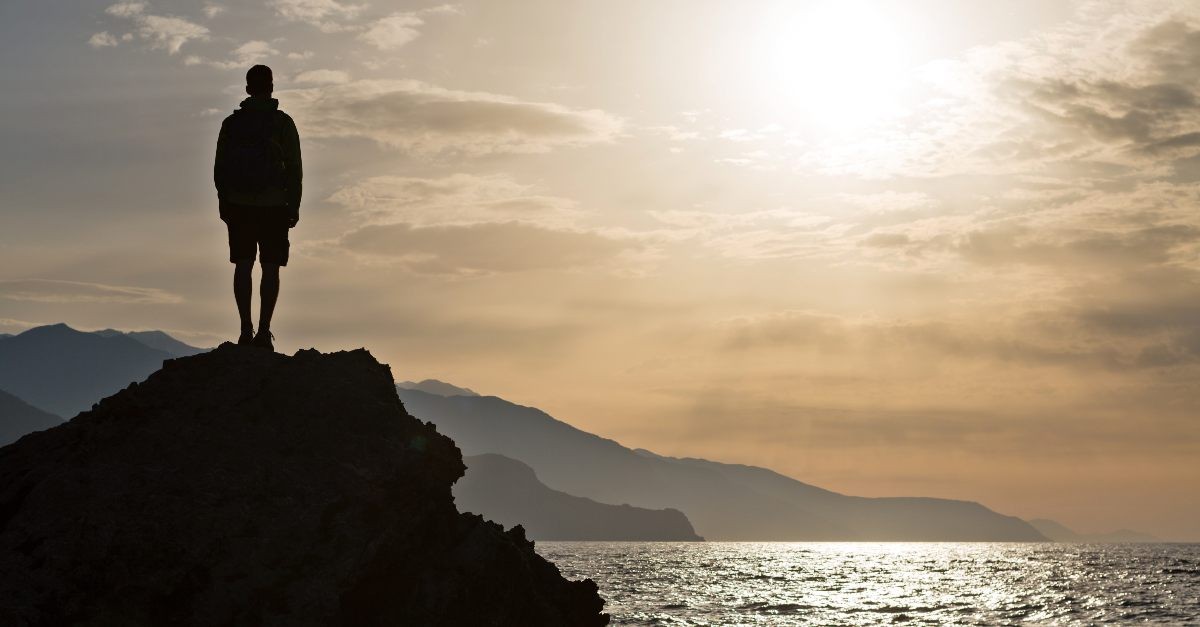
1 0 1198 539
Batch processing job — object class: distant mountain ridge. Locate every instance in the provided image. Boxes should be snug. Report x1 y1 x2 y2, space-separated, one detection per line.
395 388 1046 541
458 454 702 541
0 388 63 447
1028 518 1159 543
397 379 479 397
0 323 206 417
94 328 209 357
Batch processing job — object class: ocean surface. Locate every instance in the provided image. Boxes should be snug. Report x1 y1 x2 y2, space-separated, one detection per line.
539 542 1200 625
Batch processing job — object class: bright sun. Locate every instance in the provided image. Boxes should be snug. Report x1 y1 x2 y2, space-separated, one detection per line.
747 1 914 132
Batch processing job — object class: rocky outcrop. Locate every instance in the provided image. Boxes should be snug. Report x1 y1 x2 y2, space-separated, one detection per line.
458 454 702 541
0 345 607 627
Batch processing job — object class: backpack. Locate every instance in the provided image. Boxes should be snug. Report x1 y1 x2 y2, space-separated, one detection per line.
222 110 287 194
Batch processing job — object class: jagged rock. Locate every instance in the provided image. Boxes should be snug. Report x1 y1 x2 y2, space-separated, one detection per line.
0 345 608 627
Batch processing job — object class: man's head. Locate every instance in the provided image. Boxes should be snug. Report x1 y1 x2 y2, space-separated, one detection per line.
246 64 273 97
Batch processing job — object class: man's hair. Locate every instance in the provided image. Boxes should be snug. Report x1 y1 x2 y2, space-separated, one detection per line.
246 64 273 94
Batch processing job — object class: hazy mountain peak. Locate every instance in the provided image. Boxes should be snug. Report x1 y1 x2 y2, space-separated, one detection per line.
15 322 80 338
94 328 207 356
0 323 178 417
396 379 479 397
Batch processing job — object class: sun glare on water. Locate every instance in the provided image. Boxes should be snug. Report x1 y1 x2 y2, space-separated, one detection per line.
746 1 916 132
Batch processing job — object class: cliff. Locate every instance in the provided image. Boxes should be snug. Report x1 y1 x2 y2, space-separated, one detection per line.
458 454 702 541
0 345 607 627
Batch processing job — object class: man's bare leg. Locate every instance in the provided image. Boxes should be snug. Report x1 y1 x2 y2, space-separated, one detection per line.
258 263 280 335
234 261 254 340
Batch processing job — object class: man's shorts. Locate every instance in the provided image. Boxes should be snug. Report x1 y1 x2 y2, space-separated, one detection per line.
223 204 291 266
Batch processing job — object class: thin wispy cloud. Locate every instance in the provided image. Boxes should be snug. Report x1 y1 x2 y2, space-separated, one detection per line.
0 280 183 305
339 221 636 275
329 173 582 227
293 69 350 85
282 80 623 154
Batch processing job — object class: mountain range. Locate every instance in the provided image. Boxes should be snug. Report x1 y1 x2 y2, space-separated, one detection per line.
0 324 204 417
0 324 1159 541
1028 518 1159 543
395 385 1045 541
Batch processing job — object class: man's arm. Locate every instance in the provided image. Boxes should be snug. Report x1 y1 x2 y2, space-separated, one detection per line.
280 113 302 226
214 118 231 221
214 118 229 197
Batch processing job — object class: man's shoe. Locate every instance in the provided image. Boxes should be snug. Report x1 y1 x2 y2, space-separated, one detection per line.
237 330 253 345
252 330 274 351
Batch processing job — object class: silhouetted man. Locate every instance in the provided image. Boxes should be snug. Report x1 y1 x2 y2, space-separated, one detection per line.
214 65 302 351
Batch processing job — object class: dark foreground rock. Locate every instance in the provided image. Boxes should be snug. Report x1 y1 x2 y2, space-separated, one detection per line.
0 345 608 627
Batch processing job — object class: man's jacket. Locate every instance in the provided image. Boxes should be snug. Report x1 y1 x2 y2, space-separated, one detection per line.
214 96 302 212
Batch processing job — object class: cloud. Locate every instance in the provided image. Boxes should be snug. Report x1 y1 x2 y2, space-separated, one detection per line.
105 1 145 18
202 3 225 18
358 0 464 48
954 223 1200 269
89 32 119 48
1129 18 1200 84
104 3 208 55
1012 77 1200 157
328 173 581 226
138 15 209 54
0 280 182 305
228 40 277 65
716 309 1136 371
281 80 622 154
979 14 1200 167
360 13 424 50
269 0 363 29
293 69 350 85
186 40 279 70
338 221 635 274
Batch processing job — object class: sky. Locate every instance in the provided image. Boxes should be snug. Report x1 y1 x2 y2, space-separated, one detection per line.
2 0 1199 540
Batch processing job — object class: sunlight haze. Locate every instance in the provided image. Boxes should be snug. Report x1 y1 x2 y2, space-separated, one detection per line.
1 0 1198 540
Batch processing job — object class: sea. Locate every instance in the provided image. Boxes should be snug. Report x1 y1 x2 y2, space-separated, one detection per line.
539 541 1200 625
